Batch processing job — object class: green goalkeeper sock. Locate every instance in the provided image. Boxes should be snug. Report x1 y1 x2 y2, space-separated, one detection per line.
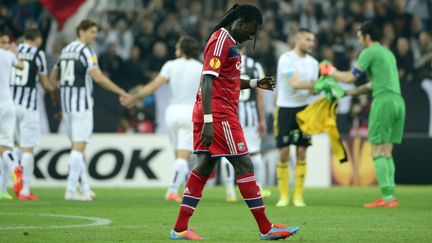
373 156 393 202
387 156 396 197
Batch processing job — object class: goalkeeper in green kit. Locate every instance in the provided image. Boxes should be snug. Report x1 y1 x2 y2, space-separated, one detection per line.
320 21 405 208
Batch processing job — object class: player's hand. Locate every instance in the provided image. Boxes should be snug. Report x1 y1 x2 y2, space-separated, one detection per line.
119 94 136 109
257 76 276 91
200 123 214 147
50 91 60 106
319 63 336 76
257 121 267 138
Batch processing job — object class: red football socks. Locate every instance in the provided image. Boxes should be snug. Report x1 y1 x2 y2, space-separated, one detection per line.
173 170 208 232
237 173 272 234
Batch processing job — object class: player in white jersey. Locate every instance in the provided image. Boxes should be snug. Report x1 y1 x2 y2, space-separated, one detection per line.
274 28 319 207
9 28 57 200
221 45 270 202
0 32 23 200
121 36 202 202
50 20 131 201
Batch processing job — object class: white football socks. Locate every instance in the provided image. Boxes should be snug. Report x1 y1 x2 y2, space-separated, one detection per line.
20 152 34 196
79 156 91 194
221 157 236 197
168 158 189 194
0 157 7 193
66 150 83 193
251 154 265 187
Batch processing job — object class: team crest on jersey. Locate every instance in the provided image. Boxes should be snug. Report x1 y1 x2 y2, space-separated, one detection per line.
209 58 221 69
238 142 245 151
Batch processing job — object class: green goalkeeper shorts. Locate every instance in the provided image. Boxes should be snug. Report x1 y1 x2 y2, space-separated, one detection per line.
368 93 405 145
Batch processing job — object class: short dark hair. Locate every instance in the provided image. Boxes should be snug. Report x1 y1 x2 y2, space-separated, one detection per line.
0 31 7 37
76 19 98 37
24 28 41 41
211 4 263 35
298 28 313 34
359 21 381 41
178 35 200 60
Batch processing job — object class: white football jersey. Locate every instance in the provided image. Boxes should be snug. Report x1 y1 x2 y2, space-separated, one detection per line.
159 57 202 106
0 49 17 105
276 50 319 107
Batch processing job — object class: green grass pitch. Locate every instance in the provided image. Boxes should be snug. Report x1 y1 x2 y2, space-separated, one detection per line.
1 186 431 242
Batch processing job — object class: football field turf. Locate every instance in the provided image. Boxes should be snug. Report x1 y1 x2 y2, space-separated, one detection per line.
1 186 431 242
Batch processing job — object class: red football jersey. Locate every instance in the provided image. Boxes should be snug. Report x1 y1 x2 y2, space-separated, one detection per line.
192 28 241 122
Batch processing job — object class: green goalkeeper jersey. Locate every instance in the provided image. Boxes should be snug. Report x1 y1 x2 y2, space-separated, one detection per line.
355 43 401 98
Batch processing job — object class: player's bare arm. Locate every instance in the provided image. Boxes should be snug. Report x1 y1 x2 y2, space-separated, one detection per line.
123 75 168 109
40 73 59 105
240 76 275 90
200 74 214 147
90 67 132 106
39 74 56 93
345 82 372 96
285 72 315 90
331 70 357 83
49 67 60 87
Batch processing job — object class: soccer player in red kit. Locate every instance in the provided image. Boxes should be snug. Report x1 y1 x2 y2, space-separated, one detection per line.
169 4 300 240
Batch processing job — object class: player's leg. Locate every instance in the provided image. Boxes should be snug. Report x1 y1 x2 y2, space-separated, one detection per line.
245 127 270 197
76 111 94 200
166 149 191 202
65 141 86 200
73 141 95 201
17 109 41 200
221 156 236 202
293 145 307 207
384 95 405 206
166 116 192 202
274 107 291 206
0 105 21 197
364 96 399 208
228 155 271 233
18 147 38 200
228 155 299 239
171 153 216 239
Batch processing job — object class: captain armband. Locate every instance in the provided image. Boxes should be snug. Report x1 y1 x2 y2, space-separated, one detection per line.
351 67 364 78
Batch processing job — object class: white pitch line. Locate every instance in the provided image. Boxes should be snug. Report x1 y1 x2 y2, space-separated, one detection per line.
0 213 111 230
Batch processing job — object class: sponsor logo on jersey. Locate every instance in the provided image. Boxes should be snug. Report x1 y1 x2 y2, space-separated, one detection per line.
209 58 221 69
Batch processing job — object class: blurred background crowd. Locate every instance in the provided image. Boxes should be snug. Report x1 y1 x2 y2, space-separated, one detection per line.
1 0 432 139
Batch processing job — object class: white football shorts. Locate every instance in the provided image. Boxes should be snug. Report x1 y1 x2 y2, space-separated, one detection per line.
0 102 16 148
165 105 193 151
62 110 93 143
15 105 40 148
243 126 261 154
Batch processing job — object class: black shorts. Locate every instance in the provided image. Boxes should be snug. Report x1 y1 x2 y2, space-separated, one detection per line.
274 106 311 148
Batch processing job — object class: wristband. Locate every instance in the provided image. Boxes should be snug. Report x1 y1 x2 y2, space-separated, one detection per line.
249 79 258 88
204 114 213 123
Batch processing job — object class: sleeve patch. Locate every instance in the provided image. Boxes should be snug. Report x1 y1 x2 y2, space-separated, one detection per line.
209 58 221 69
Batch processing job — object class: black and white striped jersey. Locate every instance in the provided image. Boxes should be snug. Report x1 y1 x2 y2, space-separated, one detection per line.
238 54 265 128
57 41 98 113
10 43 48 110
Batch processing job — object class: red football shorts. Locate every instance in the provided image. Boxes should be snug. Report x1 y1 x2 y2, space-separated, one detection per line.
193 120 249 157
